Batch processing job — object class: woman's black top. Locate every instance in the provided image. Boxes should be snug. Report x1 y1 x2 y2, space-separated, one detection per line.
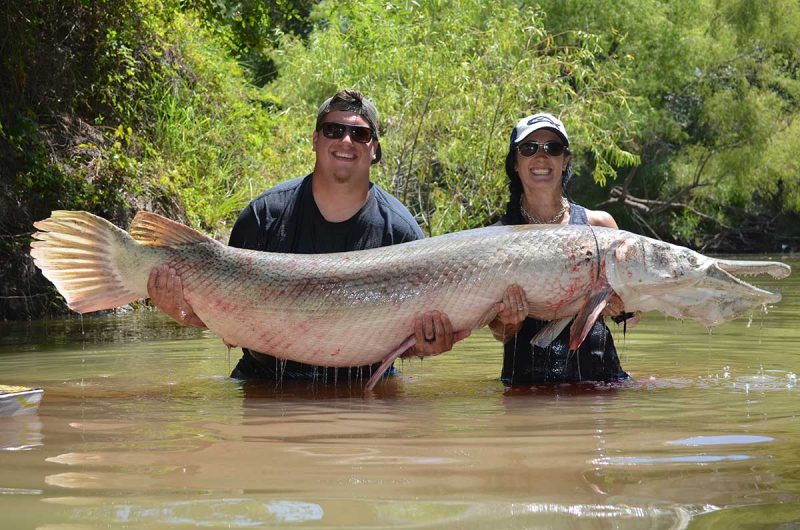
499 203 629 385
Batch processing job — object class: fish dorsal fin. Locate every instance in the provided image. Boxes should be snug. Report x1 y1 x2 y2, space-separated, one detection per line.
129 211 215 247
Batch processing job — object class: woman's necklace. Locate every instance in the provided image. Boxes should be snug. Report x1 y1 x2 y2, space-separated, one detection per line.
520 196 570 224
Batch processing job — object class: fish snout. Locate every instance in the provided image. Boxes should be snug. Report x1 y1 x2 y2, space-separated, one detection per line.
715 259 792 279
604 236 787 327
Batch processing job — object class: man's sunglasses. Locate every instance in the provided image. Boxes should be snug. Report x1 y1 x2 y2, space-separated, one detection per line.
319 122 374 143
517 141 566 157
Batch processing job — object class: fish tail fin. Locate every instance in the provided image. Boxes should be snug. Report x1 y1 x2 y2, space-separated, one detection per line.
30 211 143 314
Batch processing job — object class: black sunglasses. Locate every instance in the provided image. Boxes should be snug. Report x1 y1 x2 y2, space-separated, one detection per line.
319 122 374 144
517 141 566 157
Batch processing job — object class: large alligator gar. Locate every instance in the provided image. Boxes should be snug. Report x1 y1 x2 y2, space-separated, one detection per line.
31 211 790 389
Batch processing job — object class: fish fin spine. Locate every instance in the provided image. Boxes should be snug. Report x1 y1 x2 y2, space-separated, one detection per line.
129 211 215 247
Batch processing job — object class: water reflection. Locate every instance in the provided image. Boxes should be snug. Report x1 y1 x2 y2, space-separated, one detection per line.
670 435 774 446
0 415 43 451
43 497 326 526
239 377 403 401
38 496 721 528
598 454 752 464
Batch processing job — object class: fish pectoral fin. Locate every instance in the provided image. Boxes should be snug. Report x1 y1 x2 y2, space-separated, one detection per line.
453 329 472 343
568 288 612 350
530 317 573 349
365 336 417 391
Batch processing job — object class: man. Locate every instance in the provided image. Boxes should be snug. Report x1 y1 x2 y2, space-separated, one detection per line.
148 89 459 382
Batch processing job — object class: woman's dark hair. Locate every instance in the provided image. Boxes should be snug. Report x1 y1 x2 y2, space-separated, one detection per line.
501 144 573 225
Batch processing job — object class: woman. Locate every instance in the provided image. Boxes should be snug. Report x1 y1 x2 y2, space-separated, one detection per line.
488 113 630 385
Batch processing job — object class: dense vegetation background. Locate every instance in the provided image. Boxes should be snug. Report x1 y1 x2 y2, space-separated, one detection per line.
2 0 799 319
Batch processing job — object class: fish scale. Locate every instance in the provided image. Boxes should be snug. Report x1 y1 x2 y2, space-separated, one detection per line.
31 210 790 390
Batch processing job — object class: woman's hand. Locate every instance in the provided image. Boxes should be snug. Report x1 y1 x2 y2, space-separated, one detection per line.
147 264 207 328
487 284 528 342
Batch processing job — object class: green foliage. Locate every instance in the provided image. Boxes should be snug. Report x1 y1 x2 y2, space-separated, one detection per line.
270 0 638 233
539 0 800 251
181 0 316 85
137 15 280 232
0 1 280 318
658 0 800 249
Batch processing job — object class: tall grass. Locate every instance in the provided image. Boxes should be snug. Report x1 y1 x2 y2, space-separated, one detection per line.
134 15 282 236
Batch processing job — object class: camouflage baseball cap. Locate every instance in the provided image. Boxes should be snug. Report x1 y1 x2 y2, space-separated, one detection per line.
316 89 382 163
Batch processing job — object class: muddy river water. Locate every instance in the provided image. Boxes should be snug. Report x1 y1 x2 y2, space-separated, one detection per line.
1 255 798 528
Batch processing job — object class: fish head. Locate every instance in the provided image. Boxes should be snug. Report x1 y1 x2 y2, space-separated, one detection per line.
604 233 789 327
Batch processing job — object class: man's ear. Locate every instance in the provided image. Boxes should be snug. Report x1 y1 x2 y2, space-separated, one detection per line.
312 130 318 152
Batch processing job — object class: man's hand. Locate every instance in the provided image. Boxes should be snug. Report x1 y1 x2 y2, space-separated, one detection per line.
147 264 207 328
403 311 470 359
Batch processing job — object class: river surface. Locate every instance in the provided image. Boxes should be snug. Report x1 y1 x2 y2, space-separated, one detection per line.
1 255 798 529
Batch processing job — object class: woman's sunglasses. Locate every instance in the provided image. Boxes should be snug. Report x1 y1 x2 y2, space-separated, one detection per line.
319 122 374 143
517 141 566 157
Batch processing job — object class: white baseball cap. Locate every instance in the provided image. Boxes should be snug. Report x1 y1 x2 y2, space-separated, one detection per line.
510 113 570 147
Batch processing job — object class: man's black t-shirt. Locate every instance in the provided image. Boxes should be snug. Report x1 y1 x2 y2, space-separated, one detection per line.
227 174 424 380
